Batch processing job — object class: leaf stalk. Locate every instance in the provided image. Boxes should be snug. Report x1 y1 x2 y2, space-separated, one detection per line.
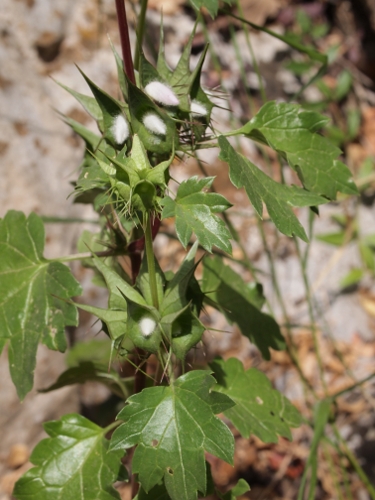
134 0 149 71
145 213 159 309
103 420 122 435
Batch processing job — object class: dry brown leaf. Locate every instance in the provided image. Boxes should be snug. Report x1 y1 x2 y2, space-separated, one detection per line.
5 444 30 469
337 397 368 414
116 482 131 500
235 437 258 470
319 465 337 498
237 0 282 26
148 0 185 15
359 291 375 318
362 107 375 156
208 454 237 487
346 143 369 169
271 349 291 366
357 343 375 357
300 352 317 380
0 463 31 496
327 378 362 398
324 355 346 375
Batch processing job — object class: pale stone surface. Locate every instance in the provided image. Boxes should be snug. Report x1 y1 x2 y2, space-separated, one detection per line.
1 0 374 496
0 0 116 491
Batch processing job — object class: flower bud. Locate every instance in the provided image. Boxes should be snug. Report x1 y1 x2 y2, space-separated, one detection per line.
110 114 130 145
139 317 157 338
190 100 208 117
143 112 167 136
144 81 179 106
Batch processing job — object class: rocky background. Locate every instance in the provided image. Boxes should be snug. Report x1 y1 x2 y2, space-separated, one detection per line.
1 0 375 498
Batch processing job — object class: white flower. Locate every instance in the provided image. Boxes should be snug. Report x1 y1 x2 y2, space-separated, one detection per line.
110 114 130 145
143 112 167 136
144 81 179 106
190 100 208 116
139 317 156 338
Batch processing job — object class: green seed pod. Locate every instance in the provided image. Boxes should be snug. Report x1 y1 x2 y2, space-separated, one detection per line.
131 180 156 213
126 304 162 353
171 310 205 360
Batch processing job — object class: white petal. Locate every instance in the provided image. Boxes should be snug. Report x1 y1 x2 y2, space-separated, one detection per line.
145 81 179 106
143 112 167 136
191 100 208 116
139 317 156 337
111 114 130 145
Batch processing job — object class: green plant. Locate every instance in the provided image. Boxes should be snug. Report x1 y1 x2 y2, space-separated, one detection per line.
1 2 361 499
284 8 361 148
316 156 375 290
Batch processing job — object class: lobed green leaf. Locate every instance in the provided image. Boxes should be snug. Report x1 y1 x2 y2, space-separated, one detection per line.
110 371 235 500
160 241 198 316
66 339 112 367
202 256 285 359
218 135 329 241
217 478 250 500
211 358 302 442
234 101 358 199
13 414 127 500
161 177 232 252
39 361 126 398
0 211 81 399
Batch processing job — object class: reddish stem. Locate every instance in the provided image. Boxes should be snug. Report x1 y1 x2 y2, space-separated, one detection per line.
113 7 148 497
128 217 161 282
114 0 136 84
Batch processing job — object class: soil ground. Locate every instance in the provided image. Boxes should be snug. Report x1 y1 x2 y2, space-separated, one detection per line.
1 1 375 498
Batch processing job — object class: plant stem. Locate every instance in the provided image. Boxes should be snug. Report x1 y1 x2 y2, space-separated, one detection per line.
133 349 147 392
57 250 118 262
41 216 99 224
115 0 136 84
257 221 317 398
134 0 149 71
131 350 147 497
145 213 159 309
323 442 344 500
331 426 375 500
234 0 267 103
331 371 375 400
228 6 317 400
199 16 222 74
339 450 355 500
103 420 122 435
295 237 328 395
159 229 264 273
